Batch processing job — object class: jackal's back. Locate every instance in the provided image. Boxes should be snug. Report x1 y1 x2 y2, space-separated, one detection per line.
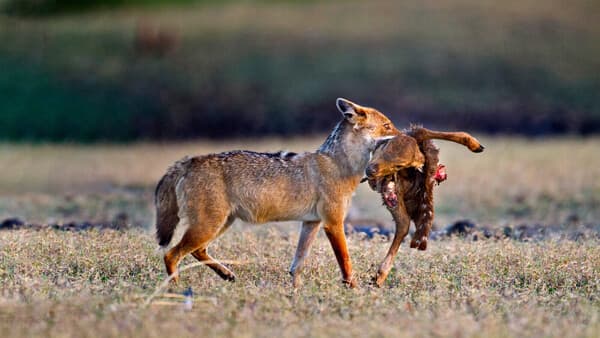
181 150 323 224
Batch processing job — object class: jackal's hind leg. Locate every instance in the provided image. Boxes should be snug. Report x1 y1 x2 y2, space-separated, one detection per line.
163 204 231 283
164 232 199 284
191 248 236 281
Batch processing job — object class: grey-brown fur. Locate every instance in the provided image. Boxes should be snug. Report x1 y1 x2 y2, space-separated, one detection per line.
155 156 189 246
154 98 399 288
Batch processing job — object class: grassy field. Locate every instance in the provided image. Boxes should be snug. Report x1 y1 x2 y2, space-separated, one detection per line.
0 137 599 337
1 136 599 225
1 230 598 337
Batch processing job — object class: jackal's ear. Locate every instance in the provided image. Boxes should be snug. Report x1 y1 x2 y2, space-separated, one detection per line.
336 98 366 123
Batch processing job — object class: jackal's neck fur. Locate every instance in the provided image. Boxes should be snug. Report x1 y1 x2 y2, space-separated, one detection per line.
318 120 374 177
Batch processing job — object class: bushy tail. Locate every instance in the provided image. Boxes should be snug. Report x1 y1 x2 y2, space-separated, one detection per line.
155 157 189 247
407 126 485 153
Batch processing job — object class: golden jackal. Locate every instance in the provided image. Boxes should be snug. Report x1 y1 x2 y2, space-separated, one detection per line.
155 98 399 287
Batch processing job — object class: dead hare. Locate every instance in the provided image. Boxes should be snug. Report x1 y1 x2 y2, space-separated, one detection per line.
364 126 484 287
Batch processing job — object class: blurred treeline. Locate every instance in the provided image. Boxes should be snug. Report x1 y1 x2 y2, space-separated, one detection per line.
1 0 599 141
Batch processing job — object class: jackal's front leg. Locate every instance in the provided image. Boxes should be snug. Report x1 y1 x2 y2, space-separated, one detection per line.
323 219 356 288
289 221 321 288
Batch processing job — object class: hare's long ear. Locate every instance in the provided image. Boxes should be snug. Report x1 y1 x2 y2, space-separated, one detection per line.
336 98 366 124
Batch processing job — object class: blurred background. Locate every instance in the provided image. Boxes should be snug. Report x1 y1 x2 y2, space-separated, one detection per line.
1 0 599 228
1 0 599 142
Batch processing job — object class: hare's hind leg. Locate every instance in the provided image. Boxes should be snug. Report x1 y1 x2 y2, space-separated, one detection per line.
374 198 411 287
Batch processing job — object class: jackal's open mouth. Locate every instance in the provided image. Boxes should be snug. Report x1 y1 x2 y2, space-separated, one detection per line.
381 179 398 208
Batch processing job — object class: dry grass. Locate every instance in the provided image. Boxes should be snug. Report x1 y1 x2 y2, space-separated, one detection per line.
0 229 598 338
0 137 599 337
1 136 599 224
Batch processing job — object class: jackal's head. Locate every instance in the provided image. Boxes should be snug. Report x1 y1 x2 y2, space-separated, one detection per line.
336 98 400 147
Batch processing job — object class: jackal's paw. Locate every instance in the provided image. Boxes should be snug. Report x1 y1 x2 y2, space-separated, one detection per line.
372 272 387 288
343 278 358 289
168 273 180 284
291 274 303 289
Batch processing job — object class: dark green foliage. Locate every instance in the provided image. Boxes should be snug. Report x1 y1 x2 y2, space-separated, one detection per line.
0 57 135 141
2 0 201 15
1 1 599 141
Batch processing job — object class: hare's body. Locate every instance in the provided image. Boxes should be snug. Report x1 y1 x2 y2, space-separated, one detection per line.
365 126 484 287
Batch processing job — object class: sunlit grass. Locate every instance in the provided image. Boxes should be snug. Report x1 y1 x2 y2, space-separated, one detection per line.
2 136 599 225
0 228 598 337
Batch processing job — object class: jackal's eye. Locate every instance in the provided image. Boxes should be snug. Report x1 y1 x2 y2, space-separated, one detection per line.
383 123 392 131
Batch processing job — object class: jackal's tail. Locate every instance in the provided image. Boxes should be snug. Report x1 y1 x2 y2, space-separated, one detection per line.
155 157 189 247
407 126 485 153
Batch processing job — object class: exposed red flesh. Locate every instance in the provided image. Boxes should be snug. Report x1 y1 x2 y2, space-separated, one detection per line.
434 164 447 185
382 181 398 208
